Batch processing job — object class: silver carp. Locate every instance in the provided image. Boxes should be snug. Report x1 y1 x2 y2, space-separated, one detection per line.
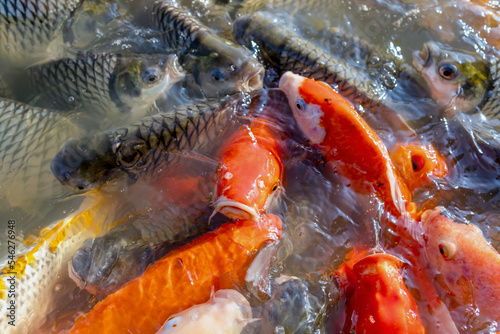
0 0 82 65
150 0 264 97
232 12 388 109
15 52 184 120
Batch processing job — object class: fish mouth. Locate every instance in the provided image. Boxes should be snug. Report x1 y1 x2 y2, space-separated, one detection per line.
68 262 99 295
413 44 431 71
211 198 260 221
240 64 265 92
167 54 186 83
68 261 87 291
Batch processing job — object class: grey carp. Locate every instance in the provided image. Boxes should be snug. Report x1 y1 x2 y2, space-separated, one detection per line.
256 276 322 334
15 52 184 120
0 97 83 210
0 0 82 65
50 97 238 190
69 212 218 297
412 41 492 116
150 0 264 97
232 12 388 109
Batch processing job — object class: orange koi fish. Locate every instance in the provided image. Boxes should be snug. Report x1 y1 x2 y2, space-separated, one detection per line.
334 250 426 334
70 214 282 334
279 71 412 217
212 120 283 221
421 208 500 326
391 143 447 193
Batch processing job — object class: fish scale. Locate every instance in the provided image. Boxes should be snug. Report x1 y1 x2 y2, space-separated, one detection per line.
0 0 81 63
233 12 387 108
50 97 241 190
27 52 120 113
481 59 500 118
69 212 218 296
152 1 202 53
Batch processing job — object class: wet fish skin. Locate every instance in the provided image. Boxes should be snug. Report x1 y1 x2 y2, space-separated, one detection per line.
21 52 184 118
51 97 237 190
233 12 387 107
69 213 215 296
151 0 264 97
258 276 321 334
0 0 82 65
420 207 500 327
412 41 491 115
158 289 252 334
0 96 83 210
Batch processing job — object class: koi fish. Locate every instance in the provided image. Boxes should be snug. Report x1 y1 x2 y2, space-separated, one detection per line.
391 143 448 193
70 214 282 333
212 120 283 221
334 251 426 334
279 71 412 217
421 207 500 328
157 289 252 334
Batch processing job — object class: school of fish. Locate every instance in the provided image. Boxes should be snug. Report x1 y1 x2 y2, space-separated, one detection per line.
1 0 500 333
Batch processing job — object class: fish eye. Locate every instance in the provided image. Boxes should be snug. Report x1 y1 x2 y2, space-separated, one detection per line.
438 241 456 260
411 154 425 172
142 70 161 85
211 69 226 82
296 99 306 111
270 182 279 193
439 63 458 80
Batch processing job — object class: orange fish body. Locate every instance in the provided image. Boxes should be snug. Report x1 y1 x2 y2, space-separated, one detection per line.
213 120 283 221
279 71 412 217
421 208 500 323
391 143 447 193
334 251 426 334
70 214 282 334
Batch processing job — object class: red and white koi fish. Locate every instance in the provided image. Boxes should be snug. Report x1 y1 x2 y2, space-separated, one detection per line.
279 71 412 217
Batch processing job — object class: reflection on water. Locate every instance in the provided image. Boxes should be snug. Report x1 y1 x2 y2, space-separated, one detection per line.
1 0 500 333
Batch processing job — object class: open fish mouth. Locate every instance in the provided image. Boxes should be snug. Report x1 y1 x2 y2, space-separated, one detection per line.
413 44 431 71
211 198 260 221
167 55 186 82
240 64 265 92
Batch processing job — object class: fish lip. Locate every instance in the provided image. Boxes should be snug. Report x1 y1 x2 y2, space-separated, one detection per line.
413 44 431 71
212 199 260 221
166 54 186 82
68 261 87 291
240 64 265 92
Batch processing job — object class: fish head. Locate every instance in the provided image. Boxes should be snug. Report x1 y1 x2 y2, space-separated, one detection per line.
69 222 155 296
51 134 118 191
185 37 264 97
420 207 500 313
158 289 252 333
413 42 489 113
114 54 185 110
213 126 282 221
391 143 448 192
278 71 356 146
335 251 425 333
